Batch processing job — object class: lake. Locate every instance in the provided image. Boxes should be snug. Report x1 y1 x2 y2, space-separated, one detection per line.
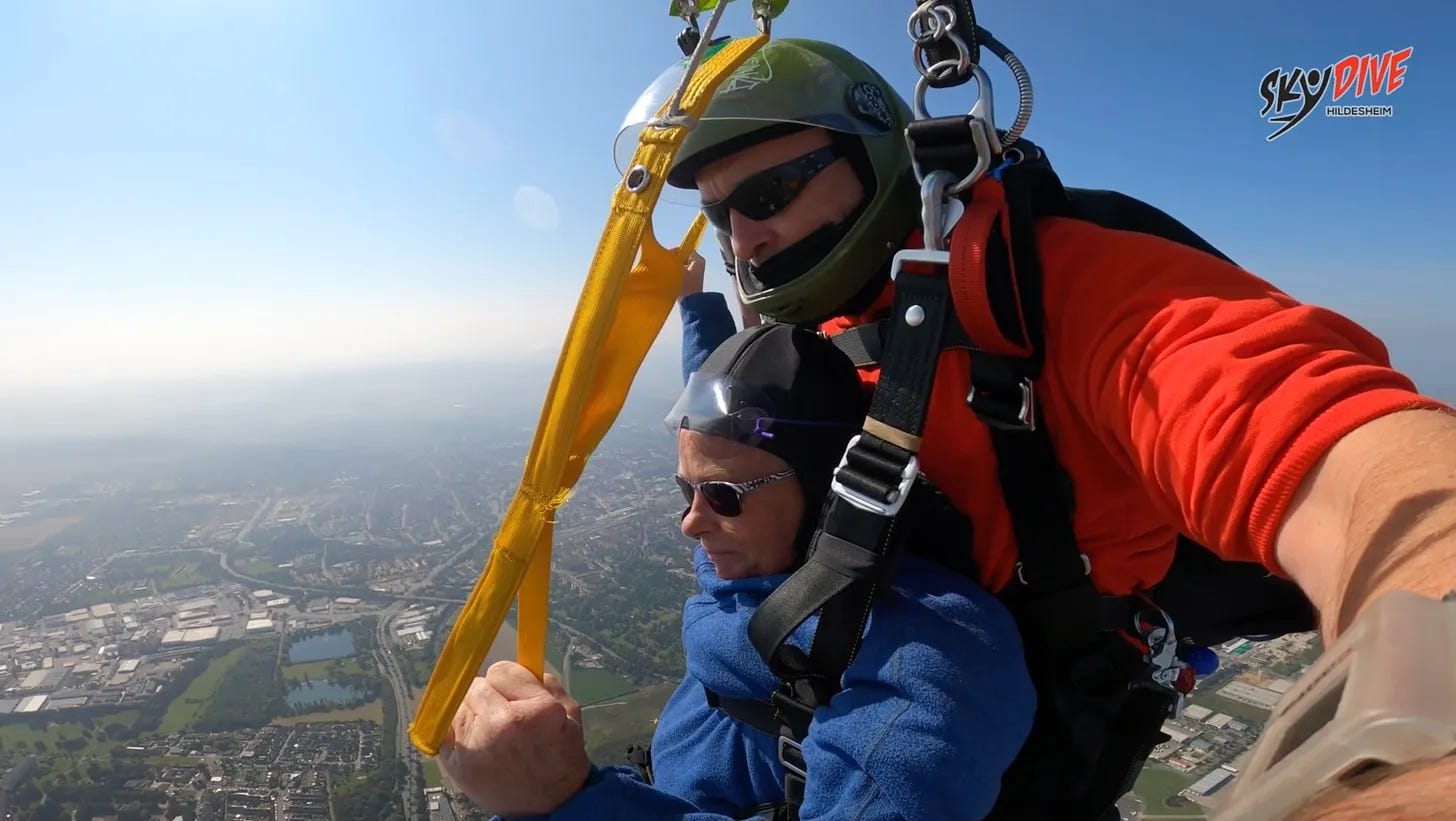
288 629 356 664
286 680 368 710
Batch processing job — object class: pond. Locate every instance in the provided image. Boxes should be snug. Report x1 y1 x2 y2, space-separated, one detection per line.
286 680 368 711
287 629 356 664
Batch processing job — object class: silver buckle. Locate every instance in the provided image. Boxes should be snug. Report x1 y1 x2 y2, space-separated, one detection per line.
777 736 807 781
830 435 920 517
967 376 1036 431
1015 553 1090 586
887 247 952 280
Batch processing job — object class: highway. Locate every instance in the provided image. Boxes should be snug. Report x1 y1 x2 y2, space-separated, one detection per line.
207 546 470 607
375 602 424 821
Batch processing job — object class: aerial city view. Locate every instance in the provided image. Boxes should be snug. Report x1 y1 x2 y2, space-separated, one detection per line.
0 399 697 821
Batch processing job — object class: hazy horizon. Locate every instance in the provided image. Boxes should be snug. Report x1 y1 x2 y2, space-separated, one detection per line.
3 317 1451 445
0 348 690 442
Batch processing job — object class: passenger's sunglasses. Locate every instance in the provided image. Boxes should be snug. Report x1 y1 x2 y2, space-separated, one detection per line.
700 145 842 234
675 468 796 518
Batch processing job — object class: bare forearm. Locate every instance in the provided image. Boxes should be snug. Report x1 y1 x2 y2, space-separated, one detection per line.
1293 754 1456 820
1279 409 1456 641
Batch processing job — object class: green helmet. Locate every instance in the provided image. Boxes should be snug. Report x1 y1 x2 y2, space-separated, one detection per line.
616 38 918 324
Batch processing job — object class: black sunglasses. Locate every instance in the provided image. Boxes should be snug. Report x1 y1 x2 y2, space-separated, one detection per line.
675 468 796 517
700 145 842 234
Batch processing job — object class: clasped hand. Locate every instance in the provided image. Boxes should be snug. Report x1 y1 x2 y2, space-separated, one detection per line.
438 661 591 817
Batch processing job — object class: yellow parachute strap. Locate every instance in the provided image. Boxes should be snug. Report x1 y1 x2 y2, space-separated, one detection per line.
407 33 769 757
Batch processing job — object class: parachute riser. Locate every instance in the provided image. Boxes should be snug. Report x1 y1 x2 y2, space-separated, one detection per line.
673 0 784 58
661 0 734 128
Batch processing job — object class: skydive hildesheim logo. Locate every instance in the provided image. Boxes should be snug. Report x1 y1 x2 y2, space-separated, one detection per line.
1258 47 1412 141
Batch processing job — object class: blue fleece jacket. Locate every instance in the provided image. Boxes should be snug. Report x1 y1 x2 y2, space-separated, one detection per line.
679 291 738 385
508 546 1036 821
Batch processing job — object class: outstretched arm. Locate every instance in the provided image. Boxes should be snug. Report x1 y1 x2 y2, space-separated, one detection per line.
1041 217 1455 638
1039 220 1456 819
1276 407 1456 641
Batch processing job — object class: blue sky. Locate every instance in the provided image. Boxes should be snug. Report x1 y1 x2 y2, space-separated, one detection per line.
2 0 1451 396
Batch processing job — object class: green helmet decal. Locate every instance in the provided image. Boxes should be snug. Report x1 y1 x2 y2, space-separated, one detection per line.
637 38 919 324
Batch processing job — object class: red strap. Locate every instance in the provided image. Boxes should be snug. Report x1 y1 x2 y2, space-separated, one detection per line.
948 179 1035 359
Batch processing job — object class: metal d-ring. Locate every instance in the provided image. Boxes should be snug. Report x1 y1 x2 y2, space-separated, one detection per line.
625 165 651 193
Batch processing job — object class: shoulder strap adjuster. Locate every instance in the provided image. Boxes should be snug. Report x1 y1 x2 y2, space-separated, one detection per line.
829 434 921 517
1015 553 1090 586
967 349 1038 431
968 374 1035 431
776 735 808 781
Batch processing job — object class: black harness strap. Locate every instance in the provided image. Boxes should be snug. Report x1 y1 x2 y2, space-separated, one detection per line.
828 322 883 368
743 267 957 816
828 293 976 371
625 743 654 786
750 268 954 664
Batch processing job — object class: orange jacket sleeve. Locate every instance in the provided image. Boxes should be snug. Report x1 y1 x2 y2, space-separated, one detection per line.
1038 216 1452 575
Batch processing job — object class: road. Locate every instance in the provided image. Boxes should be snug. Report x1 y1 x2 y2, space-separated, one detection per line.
374 602 424 821
408 529 484 595
206 546 470 607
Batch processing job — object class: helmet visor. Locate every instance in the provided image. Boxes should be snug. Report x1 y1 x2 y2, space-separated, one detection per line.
664 371 783 447
614 39 899 184
665 370 860 448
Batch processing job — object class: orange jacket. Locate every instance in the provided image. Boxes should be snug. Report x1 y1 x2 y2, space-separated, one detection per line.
822 215 1451 596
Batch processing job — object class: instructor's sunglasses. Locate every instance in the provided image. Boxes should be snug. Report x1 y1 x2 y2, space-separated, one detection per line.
700 145 842 234
675 468 796 517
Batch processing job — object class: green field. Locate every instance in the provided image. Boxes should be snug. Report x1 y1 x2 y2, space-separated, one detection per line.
545 645 636 706
0 710 139 771
565 666 637 706
238 559 292 582
156 646 248 734
0 711 136 749
156 562 212 592
1133 763 1206 817
0 720 86 749
281 657 367 682
580 682 677 765
423 759 443 789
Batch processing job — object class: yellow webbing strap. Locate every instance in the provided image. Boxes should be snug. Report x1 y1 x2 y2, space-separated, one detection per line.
408 33 768 757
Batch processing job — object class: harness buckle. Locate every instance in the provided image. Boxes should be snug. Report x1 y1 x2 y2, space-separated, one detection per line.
830 434 920 517
777 735 808 781
887 247 952 281
1015 553 1090 586
968 374 1036 431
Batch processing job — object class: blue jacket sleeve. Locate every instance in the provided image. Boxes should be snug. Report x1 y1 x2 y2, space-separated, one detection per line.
500 764 753 821
680 292 737 386
794 562 1038 820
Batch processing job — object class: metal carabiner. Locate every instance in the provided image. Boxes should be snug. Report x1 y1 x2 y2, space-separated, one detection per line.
919 170 959 253
909 63 1005 195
